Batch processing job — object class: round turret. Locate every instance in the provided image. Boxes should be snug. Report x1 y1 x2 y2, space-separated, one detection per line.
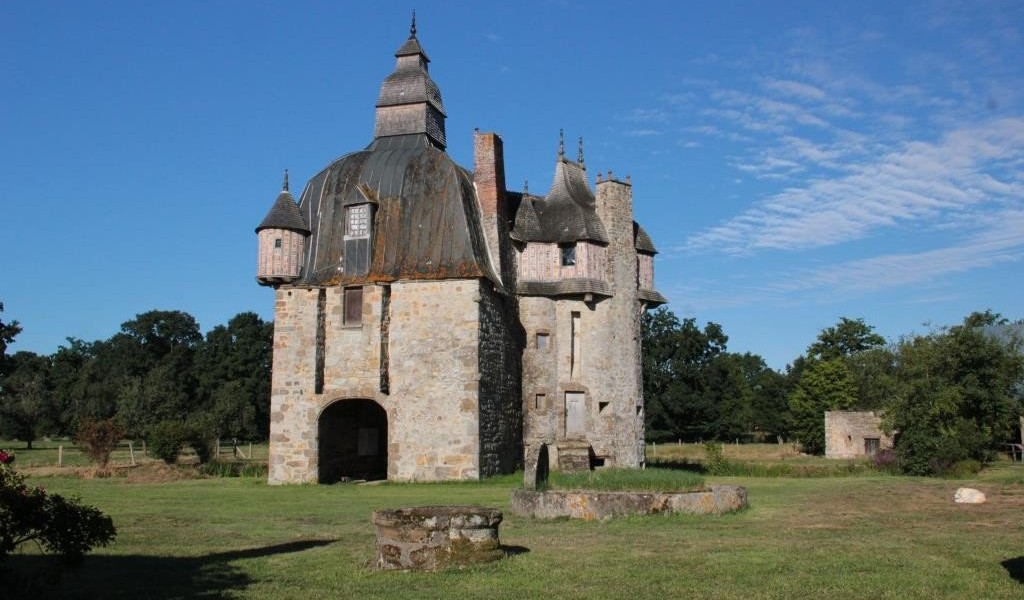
256 170 309 286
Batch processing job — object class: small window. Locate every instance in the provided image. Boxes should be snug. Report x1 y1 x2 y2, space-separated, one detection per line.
344 287 363 326
536 332 550 350
864 438 880 456
535 394 546 410
274 238 283 249
346 204 369 237
560 244 577 266
599 401 609 414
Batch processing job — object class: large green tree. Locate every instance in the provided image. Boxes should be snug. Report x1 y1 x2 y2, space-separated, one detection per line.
194 312 273 439
788 358 857 454
0 352 59 448
808 317 885 361
886 311 1024 474
642 307 785 442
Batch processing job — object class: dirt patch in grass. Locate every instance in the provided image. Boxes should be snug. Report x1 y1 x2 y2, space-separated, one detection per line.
23 461 198 483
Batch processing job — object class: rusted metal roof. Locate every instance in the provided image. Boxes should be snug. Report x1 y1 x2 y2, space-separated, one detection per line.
295 133 499 287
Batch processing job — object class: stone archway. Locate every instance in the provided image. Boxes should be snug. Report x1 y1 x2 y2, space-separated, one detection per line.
317 399 388 483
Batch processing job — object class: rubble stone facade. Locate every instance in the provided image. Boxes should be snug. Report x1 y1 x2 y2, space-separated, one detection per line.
256 21 663 483
824 411 894 459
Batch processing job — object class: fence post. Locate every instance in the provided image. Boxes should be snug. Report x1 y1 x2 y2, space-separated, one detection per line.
58 445 63 468
129 440 136 465
249 442 253 460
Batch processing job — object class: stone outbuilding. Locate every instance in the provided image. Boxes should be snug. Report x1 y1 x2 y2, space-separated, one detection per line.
255 18 665 484
824 411 893 459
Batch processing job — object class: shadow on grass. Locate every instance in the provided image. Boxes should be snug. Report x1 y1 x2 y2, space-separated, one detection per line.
1003 556 1024 585
1 539 337 599
502 545 530 558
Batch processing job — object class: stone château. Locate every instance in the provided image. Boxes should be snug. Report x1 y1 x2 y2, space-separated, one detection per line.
255 17 665 484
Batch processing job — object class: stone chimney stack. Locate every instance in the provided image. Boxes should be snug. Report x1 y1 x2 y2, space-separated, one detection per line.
474 130 507 281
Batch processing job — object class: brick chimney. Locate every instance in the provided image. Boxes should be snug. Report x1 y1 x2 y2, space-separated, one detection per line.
474 130 507 282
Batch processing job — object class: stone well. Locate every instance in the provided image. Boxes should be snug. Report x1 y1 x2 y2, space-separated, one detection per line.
372 506 504 571
510 485 748 520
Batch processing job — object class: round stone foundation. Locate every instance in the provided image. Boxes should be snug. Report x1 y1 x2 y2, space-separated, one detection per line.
372 506 504 571
509 485 748 520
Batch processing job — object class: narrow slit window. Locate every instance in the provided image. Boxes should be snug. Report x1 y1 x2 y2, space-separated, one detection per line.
570 311 581 381
536 332 550 350
274 238 283 249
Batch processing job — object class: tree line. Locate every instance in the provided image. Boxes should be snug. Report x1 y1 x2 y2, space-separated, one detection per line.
0 304 272 448
3 300 1021 476
642 306 1024 474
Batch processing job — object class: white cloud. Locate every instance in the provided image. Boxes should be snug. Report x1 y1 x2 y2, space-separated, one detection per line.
685 117 1024 254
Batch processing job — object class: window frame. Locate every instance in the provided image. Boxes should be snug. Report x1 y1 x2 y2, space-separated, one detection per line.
343 286 364 327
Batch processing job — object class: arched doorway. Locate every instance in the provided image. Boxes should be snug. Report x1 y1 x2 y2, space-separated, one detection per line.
318 399 388 483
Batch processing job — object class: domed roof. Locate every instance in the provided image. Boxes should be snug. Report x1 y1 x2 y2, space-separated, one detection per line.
293 134 498 287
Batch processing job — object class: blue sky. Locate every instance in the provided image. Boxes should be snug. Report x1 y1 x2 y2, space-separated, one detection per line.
3 1 1022 370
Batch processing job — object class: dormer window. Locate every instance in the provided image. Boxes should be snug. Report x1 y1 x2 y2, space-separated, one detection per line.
346 204 370 238
560 244 577 267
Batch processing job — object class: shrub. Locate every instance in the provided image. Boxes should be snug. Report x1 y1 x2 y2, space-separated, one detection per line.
147 421 188 464
0 449 116 563
871 448 899 473
702 442 730 475
186 431 214 465
198 460 269 478
73 418 124 469
944 459 983 479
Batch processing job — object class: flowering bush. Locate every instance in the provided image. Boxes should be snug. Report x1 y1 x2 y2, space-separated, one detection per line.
0 449 116 563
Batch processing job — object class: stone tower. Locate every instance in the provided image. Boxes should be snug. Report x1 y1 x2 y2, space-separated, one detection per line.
255 18 663 485
514 134 665 476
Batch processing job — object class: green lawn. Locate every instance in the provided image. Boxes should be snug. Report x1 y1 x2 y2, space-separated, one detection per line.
6 463 1024 599
0 438 269 469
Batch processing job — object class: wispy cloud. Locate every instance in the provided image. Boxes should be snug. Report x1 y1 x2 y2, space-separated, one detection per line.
684 118 1024 254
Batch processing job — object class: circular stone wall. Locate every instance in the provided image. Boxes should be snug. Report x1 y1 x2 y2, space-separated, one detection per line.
509 485 748 520
372 506 503 570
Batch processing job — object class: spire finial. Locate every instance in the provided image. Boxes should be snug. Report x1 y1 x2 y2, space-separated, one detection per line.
410 9 417 38
578 136 585 165
524 179 529 195
283 169 289 192
558 129 565 159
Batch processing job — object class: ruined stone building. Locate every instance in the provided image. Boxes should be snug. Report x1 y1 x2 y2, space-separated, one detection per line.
255 21 665 484
824 411 894 459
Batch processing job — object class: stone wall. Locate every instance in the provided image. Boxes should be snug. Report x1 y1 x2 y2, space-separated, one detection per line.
387 279 483 480
268 279 503 483
824 411 893 458
477 280 523 476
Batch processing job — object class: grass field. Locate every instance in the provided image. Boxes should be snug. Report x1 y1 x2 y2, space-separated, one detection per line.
5 451 1023 599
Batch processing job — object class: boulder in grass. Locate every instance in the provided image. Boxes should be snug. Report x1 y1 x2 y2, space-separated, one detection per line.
953 487 986 504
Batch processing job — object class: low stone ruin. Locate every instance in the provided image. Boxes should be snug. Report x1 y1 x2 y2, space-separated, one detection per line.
510 485 748 520
372 506 504 570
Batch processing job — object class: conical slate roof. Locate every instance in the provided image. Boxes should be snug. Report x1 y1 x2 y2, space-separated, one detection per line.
256 174 309 234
